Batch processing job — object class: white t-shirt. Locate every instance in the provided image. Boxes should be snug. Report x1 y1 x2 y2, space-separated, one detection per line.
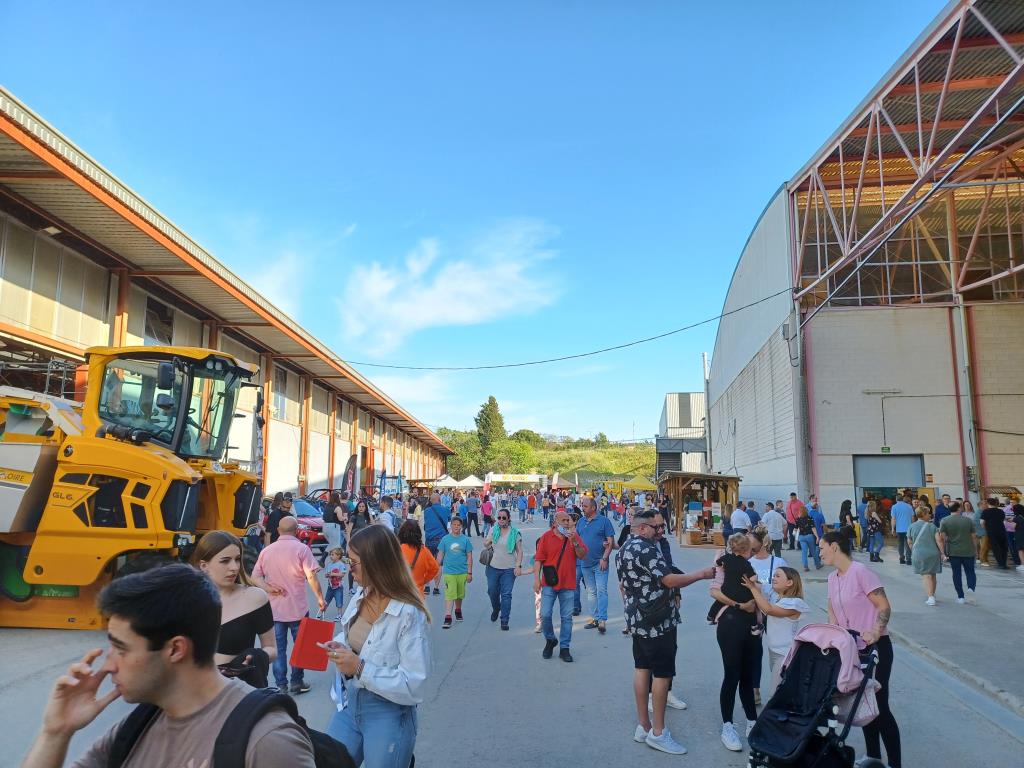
750 553 788 602
730 509 752 530
763 509 786 540
765 596 811 655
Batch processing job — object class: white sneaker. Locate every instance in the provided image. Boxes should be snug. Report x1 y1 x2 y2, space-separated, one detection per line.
746 719 757 737
925 596 936 606
967 589 977 605
646 728 687 755
534 623 542 633
721 722 742 751
667 691 688 710
957 597 965 604
633 725 648 743
1016 565 1024 572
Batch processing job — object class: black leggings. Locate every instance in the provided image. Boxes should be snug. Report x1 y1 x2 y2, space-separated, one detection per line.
863 635 901 768
716 608 762 723
466 513 481 536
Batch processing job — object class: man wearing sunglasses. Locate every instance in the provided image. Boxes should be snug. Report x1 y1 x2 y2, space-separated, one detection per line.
616 510 715 755
483 512 524 630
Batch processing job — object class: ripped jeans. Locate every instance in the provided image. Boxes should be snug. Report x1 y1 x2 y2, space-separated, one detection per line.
327 687 417 768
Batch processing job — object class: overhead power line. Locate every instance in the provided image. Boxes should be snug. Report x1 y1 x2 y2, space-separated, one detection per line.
344 288 794 371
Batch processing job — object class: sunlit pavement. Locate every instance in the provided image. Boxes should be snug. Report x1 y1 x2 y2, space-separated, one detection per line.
2 519 1021 766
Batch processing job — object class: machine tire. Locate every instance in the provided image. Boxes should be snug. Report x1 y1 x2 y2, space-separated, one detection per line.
242 543 260 577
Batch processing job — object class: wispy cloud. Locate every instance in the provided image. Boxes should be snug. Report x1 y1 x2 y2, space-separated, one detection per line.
338 219 561 355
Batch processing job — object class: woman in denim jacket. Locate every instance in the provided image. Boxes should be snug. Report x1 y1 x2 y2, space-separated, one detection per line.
323 525 431 768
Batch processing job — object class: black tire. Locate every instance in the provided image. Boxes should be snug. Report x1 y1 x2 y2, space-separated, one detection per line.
115 551 176 578
242 544 260 577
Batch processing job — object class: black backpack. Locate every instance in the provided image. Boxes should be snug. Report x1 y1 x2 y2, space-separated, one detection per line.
106 687 355 768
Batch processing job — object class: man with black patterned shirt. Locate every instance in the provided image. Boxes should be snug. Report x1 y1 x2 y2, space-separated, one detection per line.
616 511 715 755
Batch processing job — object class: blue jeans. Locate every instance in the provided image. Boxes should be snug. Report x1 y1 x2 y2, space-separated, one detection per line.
799 534 821 569
949 555 977 599
578 562 610 621
272 618 305 688
328 687 417 768
869 531 885 555
541 586 574 648
325 586 345 612
486 565 516 623
573 563 584 613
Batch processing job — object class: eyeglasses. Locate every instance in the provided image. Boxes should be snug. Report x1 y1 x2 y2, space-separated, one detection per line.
497 516 509 521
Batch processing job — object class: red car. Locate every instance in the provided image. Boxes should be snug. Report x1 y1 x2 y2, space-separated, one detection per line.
291 499 328 554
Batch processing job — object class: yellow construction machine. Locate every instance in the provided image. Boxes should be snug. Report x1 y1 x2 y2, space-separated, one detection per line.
0 346 264 629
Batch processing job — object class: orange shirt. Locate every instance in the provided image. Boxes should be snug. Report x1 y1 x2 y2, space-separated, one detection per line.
402 542 440 590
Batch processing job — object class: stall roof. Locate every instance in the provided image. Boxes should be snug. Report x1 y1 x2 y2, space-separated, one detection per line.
657 470 742 485
0 86 451 454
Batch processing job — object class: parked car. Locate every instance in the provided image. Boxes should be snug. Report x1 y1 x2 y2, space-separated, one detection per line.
292 499 328 554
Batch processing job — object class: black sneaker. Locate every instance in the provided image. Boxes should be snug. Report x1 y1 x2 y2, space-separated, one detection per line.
490 608 500 622
289 682 311 695
584 620 599 629
455 609 464 622
542 639 558 659
424 586 430 595
572 610 582 617
432 587 440 595
559 648 574 663
443 615 452 629
501 622 509 631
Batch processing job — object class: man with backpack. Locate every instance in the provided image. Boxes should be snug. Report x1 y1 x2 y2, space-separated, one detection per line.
423 492 450 595
21 563 328 768
376 495 398 532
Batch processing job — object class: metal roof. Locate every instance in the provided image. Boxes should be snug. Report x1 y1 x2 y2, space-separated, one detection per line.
0 86 451 454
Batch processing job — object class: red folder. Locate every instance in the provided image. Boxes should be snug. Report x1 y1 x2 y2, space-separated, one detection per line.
289 614 336 671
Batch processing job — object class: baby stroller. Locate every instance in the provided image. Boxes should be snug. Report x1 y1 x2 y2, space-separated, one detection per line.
748 624 886 768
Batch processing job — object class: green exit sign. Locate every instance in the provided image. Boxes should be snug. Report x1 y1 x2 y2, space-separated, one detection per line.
881 446 891 454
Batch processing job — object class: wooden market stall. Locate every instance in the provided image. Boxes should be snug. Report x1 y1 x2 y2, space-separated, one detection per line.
657 470 741 546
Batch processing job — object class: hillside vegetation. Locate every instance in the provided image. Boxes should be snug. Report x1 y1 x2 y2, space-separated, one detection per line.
436 397 655 480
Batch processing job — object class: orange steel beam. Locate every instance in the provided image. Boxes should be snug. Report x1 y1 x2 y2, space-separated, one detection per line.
930 31 1024 52
889 74 1011 96
129 269 198 277
0 320 85 357
847 114 1024 139
261 355 273 493
0 111 451 455
0 169 64 181
328 394 337 488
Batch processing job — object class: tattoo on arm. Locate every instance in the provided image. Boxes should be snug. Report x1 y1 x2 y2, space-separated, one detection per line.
869 587 887 598
877 608 891 627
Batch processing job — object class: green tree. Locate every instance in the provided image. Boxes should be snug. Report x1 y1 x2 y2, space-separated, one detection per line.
485 439 535 473
509 428 545 449
594 432 609 447
436 427 483 479
474 395 506 450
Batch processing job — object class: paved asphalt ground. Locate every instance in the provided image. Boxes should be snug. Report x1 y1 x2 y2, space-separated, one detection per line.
2 518 1022 766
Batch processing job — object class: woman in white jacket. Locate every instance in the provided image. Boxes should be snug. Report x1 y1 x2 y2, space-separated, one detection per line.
322 524 431 768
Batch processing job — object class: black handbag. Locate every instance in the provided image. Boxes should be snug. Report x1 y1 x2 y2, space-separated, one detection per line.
637 590 673 628
542 539 568 587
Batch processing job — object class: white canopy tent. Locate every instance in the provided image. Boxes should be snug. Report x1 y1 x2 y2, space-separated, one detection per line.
432 474 459 488
456 474 484 488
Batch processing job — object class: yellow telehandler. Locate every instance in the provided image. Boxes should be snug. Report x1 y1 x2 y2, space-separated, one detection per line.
0 345 264 629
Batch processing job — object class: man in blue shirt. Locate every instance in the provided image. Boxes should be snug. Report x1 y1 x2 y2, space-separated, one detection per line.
891 493 915 565
808 501 826 539
516 492 529 523
423 492 450 595
746 501 761 529
573 495 616 634
933 493 952 529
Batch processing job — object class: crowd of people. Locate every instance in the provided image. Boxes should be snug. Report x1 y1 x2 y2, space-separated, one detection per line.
35 480 1019 767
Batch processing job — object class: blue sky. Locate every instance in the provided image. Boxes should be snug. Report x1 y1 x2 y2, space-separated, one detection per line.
1 1 942 440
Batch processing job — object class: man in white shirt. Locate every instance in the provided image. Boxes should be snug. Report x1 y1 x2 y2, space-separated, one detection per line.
730 504 752 533
762 502 787 556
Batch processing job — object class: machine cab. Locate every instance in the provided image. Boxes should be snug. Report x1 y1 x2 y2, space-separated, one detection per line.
84 346 259 463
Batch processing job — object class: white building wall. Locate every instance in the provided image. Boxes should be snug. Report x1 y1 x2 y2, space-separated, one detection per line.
807 307 963 519
709 188 794 405
710 330 797 508
970 304 1024 488
334 439 353 487
708 186 797 510
266 420 301 496
308 432 331 491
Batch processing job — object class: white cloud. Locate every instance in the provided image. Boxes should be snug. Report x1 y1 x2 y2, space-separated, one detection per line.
249 249 306 317
364 372 450 407
338 219 561 355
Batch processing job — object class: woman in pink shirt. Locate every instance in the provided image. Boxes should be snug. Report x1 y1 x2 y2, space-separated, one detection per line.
821 528 901 768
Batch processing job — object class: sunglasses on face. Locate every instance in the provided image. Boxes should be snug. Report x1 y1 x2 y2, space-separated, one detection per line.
497 516 509 521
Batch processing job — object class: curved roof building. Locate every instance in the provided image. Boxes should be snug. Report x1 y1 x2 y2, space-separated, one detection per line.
709 0 1024 514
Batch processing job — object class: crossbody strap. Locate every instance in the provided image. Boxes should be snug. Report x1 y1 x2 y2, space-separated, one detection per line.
554 537 568 570
412 546 422 568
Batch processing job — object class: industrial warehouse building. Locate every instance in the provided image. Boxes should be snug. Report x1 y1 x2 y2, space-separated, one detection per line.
709 0 1024 515
0 87 451 495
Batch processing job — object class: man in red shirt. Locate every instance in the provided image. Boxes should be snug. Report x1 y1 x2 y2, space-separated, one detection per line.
785 492 803 551
527 490 538 522
533 509 588 662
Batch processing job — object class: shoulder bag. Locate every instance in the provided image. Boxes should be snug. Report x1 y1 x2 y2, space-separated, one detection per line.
479 538 494 566
542 538 568 587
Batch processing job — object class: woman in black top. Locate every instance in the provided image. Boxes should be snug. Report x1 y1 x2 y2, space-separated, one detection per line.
346 499 373 591
192 530 276 687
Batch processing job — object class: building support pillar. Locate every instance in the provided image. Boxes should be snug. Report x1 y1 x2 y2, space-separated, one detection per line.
328 394 337 490
299 376 311 495
112 269 130 346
